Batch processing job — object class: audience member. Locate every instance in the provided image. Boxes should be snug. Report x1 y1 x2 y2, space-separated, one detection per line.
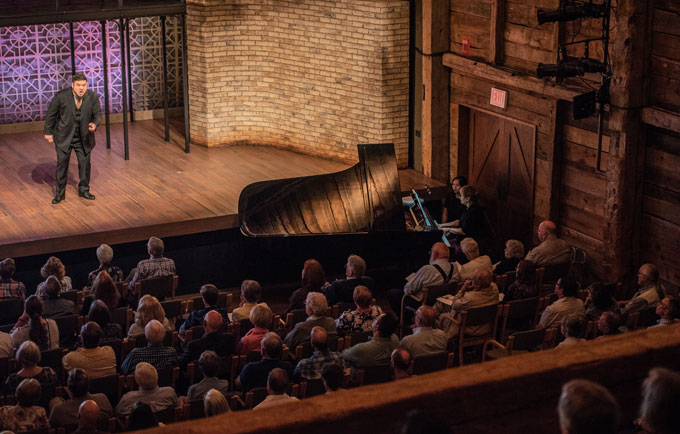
88 300 123 343
180 284 230 334
0 378 49 432
584 282 619 321
400 409 453 434
294 326 344 381
525 221 571 266
651 296 680 327
41 275 76 319
556 315 586 349
324 254 375 306
253 368 299 410
127 236 176 303
622 263 664 315
503 260 537 302
342 314 399 370
388 242 454 325
636 367 680 434
597 312 621 337
438 269 499 339
121 319 178 374
335 285 383 337
391 347 412 381
539 276 584 329
494 239 524 276
187 350 230 401
237 332 294 394
284 292 337 349
62 322 116 379
321 362 344 393
36 256 72 297
11 295 60 350
115 362 178 417
128 294 172 337
4 341 57 407
454 238 493 282
441 175 467 224
0 328 10 359
285 259 330 314
204 388 230 417
81 271 126 316
0 258 26 300
86 244 124 287
237 304 273 354
180 310 236 369
557 379 619 434
127 402 159 431
49 368 113 428
231 280 269 322
74 400 103 434
400 306 448 357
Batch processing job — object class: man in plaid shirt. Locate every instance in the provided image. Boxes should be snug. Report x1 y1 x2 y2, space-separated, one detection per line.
294 326 344 381
120 319 178 374
0 258 26 300
128 237 176 301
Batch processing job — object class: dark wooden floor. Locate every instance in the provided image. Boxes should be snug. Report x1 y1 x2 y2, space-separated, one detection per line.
0 118 443 258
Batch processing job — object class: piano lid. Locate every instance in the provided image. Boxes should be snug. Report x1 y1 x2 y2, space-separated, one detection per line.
238 143 406 237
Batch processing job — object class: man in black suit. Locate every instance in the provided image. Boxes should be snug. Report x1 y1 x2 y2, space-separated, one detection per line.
179 310 236 370
44 72 102 204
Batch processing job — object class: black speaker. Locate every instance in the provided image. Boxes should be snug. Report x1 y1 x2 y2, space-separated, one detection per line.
573 91 596 120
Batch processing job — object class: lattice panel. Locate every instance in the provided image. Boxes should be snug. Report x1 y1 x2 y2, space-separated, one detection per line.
0 17 183 125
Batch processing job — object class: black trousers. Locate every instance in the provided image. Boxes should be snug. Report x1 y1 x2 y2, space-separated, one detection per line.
55 138 90 197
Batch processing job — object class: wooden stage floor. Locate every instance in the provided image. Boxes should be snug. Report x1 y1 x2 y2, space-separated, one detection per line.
0 119 443 258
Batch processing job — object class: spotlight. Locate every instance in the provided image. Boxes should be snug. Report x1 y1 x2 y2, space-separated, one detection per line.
537 1 608 25
536 58 606 79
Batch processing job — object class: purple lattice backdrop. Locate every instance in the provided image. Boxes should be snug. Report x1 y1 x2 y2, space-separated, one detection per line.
0 17 183 125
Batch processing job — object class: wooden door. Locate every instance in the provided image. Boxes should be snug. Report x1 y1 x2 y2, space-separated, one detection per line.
468 109 536 253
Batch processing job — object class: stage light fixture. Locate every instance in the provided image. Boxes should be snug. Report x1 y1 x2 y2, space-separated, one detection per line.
536 58 606 79
537 1 608 25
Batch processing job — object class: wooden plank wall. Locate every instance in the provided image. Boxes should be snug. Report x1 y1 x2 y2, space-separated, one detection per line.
450 0 491 60
640 0 680 294
504 0 556 72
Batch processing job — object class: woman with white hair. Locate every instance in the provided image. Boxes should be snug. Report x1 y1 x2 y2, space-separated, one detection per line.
455 238 493 282
494 239 525 275
204 388 230 417
86 244 124 287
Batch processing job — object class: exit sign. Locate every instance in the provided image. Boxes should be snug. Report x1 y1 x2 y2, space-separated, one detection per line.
490 88 507 109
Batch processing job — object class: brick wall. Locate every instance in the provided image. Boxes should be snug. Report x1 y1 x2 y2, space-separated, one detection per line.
186 0 409 167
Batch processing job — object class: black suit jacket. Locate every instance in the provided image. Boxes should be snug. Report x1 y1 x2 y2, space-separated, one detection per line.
44 88 102 153
180 332 236 369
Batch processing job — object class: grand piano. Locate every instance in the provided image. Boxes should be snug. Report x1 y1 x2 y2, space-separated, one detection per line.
238 143 441 237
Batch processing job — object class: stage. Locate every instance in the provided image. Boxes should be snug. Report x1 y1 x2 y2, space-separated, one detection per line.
0 119 444 259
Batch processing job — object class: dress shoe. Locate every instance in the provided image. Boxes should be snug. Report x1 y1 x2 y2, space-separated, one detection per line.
79 192 95 200
51 196 64 204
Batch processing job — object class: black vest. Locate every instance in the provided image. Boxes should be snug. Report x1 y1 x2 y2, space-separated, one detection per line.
72 103 82 144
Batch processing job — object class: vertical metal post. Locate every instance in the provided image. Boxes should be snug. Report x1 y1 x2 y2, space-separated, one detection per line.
101 20 111 149
181 14 190 153
161 16 170 142
125 18 134 122
69 22 76 75
119 19 130 160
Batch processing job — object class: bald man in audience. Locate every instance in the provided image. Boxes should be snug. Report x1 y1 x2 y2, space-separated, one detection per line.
180 310 236 369
120 319 178 374
237 332 294 394
525 221 571 266
388 242 455 325
622 263 665 315
254 368 300 410
116 362 178 417
62 322 116 379
391 347 411 380
294 326 344 381
74 400 103 434
400 306 448 357
438 268 500 339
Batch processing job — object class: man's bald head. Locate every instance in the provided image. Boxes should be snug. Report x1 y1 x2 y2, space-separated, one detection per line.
145 319 165 345
415 305 436 327
78 400 100 430
430 242 450 263
204 310 223 333
471 268 493 290
310 326 328 351
538 220 557 241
